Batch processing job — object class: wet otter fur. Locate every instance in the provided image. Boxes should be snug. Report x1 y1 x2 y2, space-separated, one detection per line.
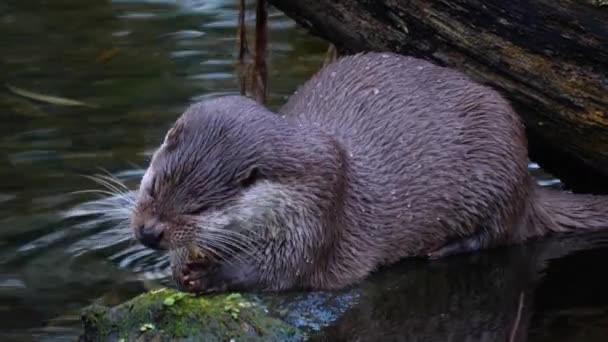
130 52 608 294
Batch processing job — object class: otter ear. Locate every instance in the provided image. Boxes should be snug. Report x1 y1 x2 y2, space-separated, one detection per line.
164 121 185 150
238 166 262 188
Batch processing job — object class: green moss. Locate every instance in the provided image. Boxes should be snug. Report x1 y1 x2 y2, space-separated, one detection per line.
80 288 301 342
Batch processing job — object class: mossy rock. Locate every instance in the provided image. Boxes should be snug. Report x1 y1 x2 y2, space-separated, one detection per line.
79 288 301 342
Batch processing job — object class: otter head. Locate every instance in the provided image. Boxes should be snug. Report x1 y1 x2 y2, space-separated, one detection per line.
130 96 346 292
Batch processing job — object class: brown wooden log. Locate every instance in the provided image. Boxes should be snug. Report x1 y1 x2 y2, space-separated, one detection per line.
268 0 608 193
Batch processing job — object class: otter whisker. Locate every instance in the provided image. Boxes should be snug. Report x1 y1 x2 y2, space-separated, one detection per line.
113 191 137 208
208 233 262 256
205 236 254 259
84 174 125 194
190 217 264 259
201 231 261 264
201 232 252 255
97 172 130 191
201 228 259 252
74 174 138 216
84 174 133 200
192 241 229 264
186 242 222 264
95 167 132 191
70 189 133 200
71 188 114 195
69 189 120 198
198 232 251 258
78 209 132 223
202 249 222 265
193 240 234 265
201 224 263 249
203 240 252 266
65 192 135 225
70 200 131 215
89 193 136 211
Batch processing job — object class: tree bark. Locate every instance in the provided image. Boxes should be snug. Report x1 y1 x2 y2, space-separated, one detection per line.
268 0 608 193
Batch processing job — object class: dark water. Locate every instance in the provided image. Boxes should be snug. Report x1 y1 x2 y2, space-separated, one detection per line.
1 1 607 341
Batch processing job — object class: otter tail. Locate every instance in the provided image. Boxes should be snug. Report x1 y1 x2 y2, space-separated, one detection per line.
526 186 608 237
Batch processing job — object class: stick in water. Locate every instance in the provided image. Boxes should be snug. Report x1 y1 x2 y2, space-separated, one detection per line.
253 0 268 105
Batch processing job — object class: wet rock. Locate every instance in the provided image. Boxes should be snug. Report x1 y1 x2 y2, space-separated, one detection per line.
79 288 301 342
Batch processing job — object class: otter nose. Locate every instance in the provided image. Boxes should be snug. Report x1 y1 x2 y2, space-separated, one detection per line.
137 222 165 250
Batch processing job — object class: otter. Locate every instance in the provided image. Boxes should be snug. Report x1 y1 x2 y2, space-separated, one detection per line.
130 52 608 294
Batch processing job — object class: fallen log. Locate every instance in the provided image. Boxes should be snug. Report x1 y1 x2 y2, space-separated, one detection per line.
268 0 608 193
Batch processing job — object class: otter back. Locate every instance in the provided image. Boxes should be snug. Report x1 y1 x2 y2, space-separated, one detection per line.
279 52 608 262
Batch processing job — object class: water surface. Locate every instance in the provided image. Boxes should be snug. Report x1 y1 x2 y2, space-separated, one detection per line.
1 1 607 341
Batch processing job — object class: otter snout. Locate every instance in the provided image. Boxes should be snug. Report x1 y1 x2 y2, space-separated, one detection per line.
133 219 167 250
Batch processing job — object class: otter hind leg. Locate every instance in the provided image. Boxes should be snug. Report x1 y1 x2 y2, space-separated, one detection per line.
427 231 490 259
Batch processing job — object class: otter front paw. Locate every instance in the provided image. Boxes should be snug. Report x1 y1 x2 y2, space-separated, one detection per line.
176 261 229 294
173 258 260 294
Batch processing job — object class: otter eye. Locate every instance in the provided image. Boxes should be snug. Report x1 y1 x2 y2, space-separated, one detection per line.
188 205 210 215
240 167 261 188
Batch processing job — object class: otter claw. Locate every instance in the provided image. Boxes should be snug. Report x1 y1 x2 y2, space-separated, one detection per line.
173 255 255 294
174 260 218 294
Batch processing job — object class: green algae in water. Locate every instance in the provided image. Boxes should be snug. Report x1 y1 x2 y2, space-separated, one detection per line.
80 288 301 342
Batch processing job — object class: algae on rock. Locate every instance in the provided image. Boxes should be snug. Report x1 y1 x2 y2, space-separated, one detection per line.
79 288 301 342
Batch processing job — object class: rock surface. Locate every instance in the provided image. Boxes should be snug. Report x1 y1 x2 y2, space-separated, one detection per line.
79 288 301 342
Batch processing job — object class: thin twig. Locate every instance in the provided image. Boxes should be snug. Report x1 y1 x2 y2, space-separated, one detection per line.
253 0 268 104
236 0 250 96
509 292 525 342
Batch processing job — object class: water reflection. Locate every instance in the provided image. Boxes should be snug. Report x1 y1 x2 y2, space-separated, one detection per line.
307 232 608 342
